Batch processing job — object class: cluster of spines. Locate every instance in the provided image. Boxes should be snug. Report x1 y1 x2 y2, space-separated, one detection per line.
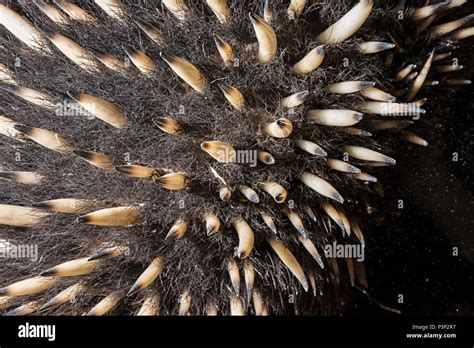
0 0 471 315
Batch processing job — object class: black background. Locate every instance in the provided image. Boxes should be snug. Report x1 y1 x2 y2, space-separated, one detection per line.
347 47 473 316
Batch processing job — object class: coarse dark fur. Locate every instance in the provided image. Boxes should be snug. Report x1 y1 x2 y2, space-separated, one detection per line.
0 0 471 315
